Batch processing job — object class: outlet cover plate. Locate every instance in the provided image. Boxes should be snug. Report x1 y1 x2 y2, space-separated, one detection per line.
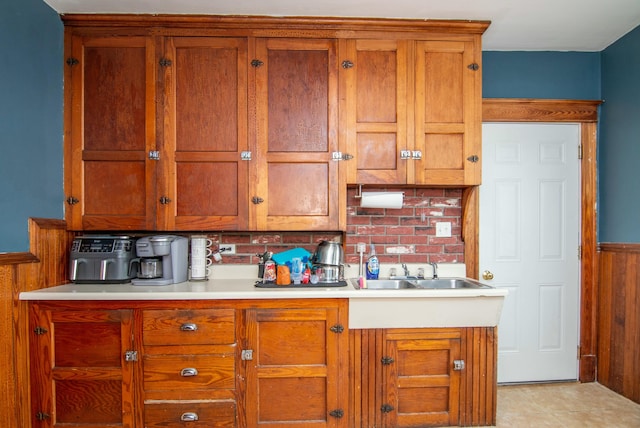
435 222 452 238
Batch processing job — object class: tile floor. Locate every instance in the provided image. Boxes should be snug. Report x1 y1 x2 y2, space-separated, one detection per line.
494 382 640 427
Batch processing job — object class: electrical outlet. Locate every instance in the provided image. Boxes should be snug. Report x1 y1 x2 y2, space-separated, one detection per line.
219 244 236 254
435 222 452 238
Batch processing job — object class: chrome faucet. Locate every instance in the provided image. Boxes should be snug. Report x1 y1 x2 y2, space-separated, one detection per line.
401 263 410 277
429 262 438 279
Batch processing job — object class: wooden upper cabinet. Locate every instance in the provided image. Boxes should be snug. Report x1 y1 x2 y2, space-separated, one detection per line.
65 35 157 230
159 37 249 230
252 38 343 230
414 40 482 185
341 39 409 185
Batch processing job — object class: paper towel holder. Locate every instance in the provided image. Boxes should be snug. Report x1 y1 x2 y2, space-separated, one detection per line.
354 185 405 209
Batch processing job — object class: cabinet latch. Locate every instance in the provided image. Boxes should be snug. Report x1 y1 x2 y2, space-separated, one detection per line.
400 150 412 160
149 150 160 161
241 151 252 161
453 359 465 371
241 349 253 361
124 351 138 362
332 152 353 161
412 150 422 160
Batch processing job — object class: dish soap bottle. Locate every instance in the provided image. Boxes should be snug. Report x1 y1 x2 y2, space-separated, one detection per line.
366 244 380 280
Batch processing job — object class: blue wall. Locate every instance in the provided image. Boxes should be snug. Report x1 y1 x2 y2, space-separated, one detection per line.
482 51 601 99
599 25 640 242
0 0 63 252
0 2 637 251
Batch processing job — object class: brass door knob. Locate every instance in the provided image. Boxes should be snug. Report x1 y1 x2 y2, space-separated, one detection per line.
482 270 494 280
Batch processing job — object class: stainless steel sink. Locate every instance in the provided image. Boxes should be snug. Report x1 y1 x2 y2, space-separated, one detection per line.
359 279 417 289
354 277 491 290
410 278 491 289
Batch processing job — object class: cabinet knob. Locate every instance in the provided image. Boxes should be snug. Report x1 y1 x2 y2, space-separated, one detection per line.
180 412 199 422
482 270 494 280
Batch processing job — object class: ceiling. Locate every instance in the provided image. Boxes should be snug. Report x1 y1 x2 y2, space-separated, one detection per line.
43 0 640 51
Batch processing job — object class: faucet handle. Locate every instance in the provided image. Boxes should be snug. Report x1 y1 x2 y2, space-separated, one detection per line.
429 262 438 279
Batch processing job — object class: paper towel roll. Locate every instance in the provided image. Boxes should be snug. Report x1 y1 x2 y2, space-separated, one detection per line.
360 192 404 209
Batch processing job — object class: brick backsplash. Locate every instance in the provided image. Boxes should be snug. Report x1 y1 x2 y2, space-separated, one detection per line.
200 187 463 266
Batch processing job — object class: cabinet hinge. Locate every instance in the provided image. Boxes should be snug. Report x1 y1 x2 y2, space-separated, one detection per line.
66 196 79 206
578 144 583 159
329 409 344 418
159 196 172 205
159 58 172 67
124 351 138 362
578 245 582 260
35 412 50 421
241 349 254 361
251 196 264 205
33 326 48 335
66 57 79 66
381 356 394 365
467 63 479 71
467 154 479 163
381 404 394 413
251 59 264 68
341 60 354 69
329 324 344 334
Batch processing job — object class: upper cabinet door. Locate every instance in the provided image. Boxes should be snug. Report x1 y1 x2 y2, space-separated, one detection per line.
159 37 249 230
65 35 157 230
251 38 342 230
414 40 482 185
341 39 409 185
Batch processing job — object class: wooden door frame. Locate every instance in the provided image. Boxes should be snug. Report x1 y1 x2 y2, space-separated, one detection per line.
464 98 601 382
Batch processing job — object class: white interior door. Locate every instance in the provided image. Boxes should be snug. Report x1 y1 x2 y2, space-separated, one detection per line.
480 123 580 383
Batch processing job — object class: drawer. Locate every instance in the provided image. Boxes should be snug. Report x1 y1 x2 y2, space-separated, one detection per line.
143 309 235 346
145 401 236 427
144 354 235 391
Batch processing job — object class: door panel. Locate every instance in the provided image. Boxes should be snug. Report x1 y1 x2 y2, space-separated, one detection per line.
480 123 580 383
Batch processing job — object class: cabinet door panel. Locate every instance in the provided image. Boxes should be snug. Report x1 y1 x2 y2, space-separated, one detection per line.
66 36 156 230
244 305 348 427
161 37 249 230
30 306 136 428
383 329 461 427
253 38 341 230
342 39 408 184
414 40 481 185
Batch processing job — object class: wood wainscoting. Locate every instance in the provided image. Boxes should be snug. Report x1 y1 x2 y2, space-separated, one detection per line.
598 243 640 405
0 218 73 427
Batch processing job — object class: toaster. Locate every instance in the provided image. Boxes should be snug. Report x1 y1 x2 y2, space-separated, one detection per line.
69 236 136 283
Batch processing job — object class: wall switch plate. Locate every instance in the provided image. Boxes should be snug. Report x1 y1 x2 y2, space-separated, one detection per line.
435 222 452 238
219 244 236 254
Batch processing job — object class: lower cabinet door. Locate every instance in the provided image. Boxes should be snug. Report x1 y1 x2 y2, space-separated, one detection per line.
243 304 349 427
382 329 462 427
145 401 236 427
29 305 137 427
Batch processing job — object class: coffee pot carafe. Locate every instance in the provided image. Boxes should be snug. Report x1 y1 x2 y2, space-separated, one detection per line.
130 235 188 285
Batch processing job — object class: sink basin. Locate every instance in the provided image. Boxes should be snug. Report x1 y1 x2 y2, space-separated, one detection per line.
354 277 491 290
411 278 491 289
359 279 417 289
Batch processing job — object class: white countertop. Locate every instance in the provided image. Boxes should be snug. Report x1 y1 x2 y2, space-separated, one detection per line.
19 263 507 328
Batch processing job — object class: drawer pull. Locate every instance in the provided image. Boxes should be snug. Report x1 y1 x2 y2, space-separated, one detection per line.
180 368 199 377
180 323 198 332
180 412 199 422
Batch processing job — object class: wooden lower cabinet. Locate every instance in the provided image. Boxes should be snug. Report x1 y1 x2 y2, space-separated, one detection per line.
350 327 497 427
29 299 349 427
